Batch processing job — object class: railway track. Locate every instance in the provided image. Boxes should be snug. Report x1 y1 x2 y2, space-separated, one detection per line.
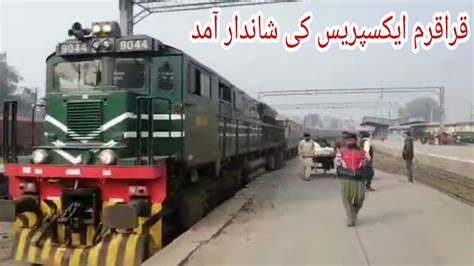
373 151 474 206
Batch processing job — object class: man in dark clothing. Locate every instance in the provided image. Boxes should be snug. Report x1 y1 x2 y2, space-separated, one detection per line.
360 131 375 191
336 133 367 227
402 132 414 182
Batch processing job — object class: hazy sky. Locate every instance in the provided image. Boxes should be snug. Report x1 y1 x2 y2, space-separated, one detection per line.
0 0 473 122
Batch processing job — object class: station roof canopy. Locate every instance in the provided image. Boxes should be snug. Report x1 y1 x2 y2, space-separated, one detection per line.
360 116 392 127
398 116 426 126
361 116 430 128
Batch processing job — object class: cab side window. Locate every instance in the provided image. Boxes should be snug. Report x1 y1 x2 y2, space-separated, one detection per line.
200 72 211 97
219 83 231 102
114 58 145 89
233 91 242 111
190 66 211 98
193 69 201 95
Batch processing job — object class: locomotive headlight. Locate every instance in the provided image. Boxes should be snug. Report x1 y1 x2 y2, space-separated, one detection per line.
102 39 113 50
32 149 49 164
92 24 102 35
102 24 112 33
98 149 116 165
20 182 38 193
91 40 101 51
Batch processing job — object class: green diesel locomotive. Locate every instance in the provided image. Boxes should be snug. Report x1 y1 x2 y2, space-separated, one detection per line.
1 21 286 266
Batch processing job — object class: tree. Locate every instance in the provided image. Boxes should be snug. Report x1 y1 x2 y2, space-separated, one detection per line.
16 87 38 115
0 53 22 100
0 53 36 116
400 97 441 122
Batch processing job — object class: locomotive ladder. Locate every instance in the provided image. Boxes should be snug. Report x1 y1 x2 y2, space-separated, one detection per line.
136 96 173 165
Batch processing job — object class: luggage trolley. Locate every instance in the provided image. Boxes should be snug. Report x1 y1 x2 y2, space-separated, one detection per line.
313 140 336 175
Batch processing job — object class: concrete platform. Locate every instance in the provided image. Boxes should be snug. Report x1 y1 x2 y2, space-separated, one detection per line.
374 140 474 179
146 159 474 266
378 140 474 163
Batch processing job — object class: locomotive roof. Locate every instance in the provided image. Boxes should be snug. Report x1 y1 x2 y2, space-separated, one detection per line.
164 43 262 106
47 34 234 85
46 33 264 109
170 45 235 87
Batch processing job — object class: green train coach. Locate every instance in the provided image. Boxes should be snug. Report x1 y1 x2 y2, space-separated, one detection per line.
0 21 287 266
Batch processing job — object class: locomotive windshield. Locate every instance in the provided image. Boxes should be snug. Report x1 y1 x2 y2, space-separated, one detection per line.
113 58 145 89
53 57 146 91
54 60 102 90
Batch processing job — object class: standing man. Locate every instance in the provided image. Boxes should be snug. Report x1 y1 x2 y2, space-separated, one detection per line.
336 133 367 227
402 131 414 182
360 131 375 191
335 131 348 151
298 133 315 181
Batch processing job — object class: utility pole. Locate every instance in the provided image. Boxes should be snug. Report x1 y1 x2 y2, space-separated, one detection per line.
34 87 38 103
439 86 445 133
118 0 297 37
119 0 134 36
471 103 474 121
430 106 433 122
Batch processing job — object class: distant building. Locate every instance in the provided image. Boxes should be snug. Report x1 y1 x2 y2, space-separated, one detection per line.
304 113 323 128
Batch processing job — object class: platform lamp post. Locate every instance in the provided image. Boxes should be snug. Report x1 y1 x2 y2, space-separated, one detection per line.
439 86 445 134
470 103 474 121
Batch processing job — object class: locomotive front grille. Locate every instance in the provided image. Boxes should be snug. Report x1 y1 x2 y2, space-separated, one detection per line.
67 101 103 142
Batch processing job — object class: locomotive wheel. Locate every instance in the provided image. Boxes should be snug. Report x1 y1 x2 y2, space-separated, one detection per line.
235 166 245 188
241 161 250 186
275 152 284 170
220 172 239 200
178 190 206 229
266 154 276 171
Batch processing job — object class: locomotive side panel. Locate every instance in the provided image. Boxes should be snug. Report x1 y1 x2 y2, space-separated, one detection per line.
150 55 185 159
288 119 304 150
183 57 220 166
276 116 304 157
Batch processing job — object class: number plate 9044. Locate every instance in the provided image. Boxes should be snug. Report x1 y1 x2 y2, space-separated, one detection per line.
116 39 152 52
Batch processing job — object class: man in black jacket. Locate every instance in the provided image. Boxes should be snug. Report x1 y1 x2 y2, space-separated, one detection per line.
402 132 415 182
360 131 375 191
